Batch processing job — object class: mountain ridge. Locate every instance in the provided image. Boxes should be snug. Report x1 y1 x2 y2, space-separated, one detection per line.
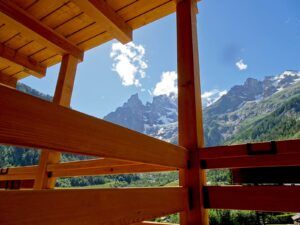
104 70 300 146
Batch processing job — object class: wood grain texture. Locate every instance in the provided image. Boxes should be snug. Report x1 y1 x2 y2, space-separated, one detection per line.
176 1 208 225
0 42 46 77
0 158 174 182
72 0 132 44
34 54 79 189
51 163 175 177
205 186 300 212
0 187 186 225
0 72 17 88
0 85 187 168
0 0 84 60
0 166 37 181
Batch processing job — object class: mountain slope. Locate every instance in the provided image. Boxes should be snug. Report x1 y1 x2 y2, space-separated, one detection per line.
104 94 178 143
204 70 300 146
105 70 300 147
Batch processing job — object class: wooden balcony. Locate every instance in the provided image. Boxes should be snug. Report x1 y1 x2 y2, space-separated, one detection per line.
0 0 299 225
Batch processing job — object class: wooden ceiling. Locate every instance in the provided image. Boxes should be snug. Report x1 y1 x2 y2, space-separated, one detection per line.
0 0 176 82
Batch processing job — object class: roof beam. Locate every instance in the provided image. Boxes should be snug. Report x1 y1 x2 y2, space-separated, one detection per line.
72 0 132 44
0 85 187 168
0 0 84 61
0 187 186 225
0 43 46 78
0 72 17 88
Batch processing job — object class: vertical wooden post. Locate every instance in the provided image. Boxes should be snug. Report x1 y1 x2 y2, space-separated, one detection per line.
176 0 209 225
34 54 79 189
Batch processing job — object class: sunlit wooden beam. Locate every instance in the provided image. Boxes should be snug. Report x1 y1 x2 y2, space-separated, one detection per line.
72 0 132 44
0 187 186 225
0 0 84 60
0 43 46 78
0 85 187 168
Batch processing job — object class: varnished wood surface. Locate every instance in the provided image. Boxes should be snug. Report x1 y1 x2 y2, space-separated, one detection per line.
205 186 300 212
34 54 79 189
176 0 208 225
0 187 186 225
0 85 187 168
0 158 174 181
0 0 177 81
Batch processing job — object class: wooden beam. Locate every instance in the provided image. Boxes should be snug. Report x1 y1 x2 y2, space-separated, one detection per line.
0 72 17 88
199 139 300 159
0 187 186 225
232 166 300 184
205 186 300 212
34 54 79 189
0 85 187 168
0 43 46 78
176 1 208 225
48 158 175 177
202 152 300 169
51 163 175 177
0 166 37 181
0 0 84 61
0 159 175 182
72 0 132 44
47 158 138 171
52 54 79 106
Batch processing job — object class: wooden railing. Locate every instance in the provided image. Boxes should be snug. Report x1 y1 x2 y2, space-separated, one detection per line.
0 0 299 224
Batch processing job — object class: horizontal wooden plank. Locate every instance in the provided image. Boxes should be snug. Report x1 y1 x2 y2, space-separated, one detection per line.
0 187 186 225
0 85 187 168
49 158 175 177
0 0 84 60
51 163 175 177
232 166 300 184
0 42 46 77
0 158 175 182
199 139 300 159
0 166 37 181
202 152 300 169
205 186 300 212
48 158 138 171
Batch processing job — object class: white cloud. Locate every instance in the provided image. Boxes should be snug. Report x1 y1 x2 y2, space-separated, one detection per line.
110 42 148 87
201 89 227 107
153 71 178 96
235 59 248 71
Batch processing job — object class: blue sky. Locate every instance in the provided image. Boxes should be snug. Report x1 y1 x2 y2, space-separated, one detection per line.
22 0 300 118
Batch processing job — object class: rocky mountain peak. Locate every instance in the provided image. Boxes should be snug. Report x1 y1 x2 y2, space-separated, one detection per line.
123 93 143 108
104 70 300 146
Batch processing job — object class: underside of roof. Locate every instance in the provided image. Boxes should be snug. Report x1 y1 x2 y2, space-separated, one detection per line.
0 0 176 81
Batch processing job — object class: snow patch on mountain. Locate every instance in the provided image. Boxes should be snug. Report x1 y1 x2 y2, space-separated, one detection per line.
103 70 300 145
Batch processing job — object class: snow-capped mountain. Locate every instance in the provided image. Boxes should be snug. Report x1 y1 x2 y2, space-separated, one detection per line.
104 70 300 146
104 94 178 142
201 89 227 108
